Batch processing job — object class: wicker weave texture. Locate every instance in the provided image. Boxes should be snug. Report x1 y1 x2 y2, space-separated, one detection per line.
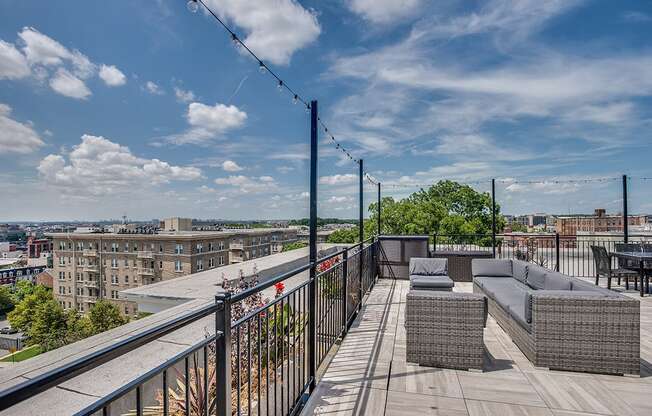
406 291 486 370
473 282 640 375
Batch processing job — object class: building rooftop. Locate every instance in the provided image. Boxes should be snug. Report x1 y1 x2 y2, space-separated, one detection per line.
45 227 296 239
302 279 652 416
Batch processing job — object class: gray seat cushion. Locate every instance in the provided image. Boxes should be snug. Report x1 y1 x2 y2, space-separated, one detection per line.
512 260 529 284
480 278 526 300
543 271 572 291
409 258 447 276
482 278 530 330
526 264 547 290
473 275 511 289
472 259 513 277
410 275 454 290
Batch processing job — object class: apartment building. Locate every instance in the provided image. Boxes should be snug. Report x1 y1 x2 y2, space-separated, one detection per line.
556 208 648 235
47 228 297 316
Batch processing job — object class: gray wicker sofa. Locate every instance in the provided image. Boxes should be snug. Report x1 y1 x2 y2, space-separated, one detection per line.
472 259 640 376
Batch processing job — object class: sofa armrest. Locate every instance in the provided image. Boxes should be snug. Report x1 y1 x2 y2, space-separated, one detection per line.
407 290 487 326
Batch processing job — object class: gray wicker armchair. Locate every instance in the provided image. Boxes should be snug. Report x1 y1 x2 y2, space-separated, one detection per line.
406 290 487 371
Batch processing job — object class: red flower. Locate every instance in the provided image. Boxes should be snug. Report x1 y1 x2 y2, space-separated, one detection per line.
274 282 285 297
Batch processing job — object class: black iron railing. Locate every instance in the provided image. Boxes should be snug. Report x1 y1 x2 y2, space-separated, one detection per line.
0 239 379 416
432 233 652 277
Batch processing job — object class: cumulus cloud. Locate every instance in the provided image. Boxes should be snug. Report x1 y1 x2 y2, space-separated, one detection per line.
0 103 45 154
145 81 164 95
37 134 201 195
203 0 320 65
174 86 195 103
319 174 357 185
0 27 126 98
214 174 277 193
164 102 247 145
222 160 243 172
98 64 126 86
49 68 91 99
0 40 30 79
348 0 422 23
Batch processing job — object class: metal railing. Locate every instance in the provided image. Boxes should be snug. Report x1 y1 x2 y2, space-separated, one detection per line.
0 239 380 416
432 233 652 277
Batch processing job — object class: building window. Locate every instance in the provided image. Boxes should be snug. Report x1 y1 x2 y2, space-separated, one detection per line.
175 244 183 254
208 258 214 268
219 256 224 265
208 242 214 252
124 242 129 252
111 274 118 284
219 241 225 250
159 244 163 253
125 275 129 283
124 259 129 267
175 260 182 272
196 243 203 253
125 305 129 315
59 256 65 266
197 259 203 271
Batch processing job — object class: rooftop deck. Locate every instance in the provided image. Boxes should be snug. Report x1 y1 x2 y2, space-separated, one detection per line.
303 279 652 416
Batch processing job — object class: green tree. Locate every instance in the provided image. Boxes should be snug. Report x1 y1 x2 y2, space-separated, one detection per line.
281 241 308 252
7 285 53 333
11 280 39 303
27 298 68 351
0 286 14 314
64 309 93 343
87 300 129 334
366 180 505 246
510 222 528 232
326 228 360 244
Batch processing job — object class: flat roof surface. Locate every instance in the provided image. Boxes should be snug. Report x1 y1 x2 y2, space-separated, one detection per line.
46 228 296 239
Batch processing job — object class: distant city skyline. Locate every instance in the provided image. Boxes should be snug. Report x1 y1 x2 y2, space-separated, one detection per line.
1 1 651 221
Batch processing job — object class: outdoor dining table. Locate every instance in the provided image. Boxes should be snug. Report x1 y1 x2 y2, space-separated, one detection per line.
610 251 652 297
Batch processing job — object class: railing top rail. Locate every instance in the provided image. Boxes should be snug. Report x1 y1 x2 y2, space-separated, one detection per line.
230 262 313 303
0 302 219 412
378 235 430 240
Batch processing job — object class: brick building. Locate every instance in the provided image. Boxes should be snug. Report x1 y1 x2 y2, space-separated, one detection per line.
47 228 297 316
556 208 648 235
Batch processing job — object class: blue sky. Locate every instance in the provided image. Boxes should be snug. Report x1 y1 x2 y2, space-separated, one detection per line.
1 0 651 221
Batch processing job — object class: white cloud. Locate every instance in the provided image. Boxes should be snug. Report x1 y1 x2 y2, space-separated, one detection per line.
165 102 247 145
222 160 243 172
98 64 126 86
214 175 277 194
276 165 295 173
0 103 45 154
422 0 584 42
328 196 352 203
320 174 357 185
203 0 320 65
18 27 96 79
37 134 201 195
622 11 652 22
0 40 30 79
145 81 164 95
0 27 126 98
348 0 422 23
432 134 534 162
174 86 195 103
49 68 91 100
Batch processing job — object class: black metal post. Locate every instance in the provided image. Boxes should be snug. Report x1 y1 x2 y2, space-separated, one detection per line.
308 99 318 392
623 174 629 243
491 179 496 258
215 292 232 416
555 232 560 272
377 182 381 237
342 249 348 335
358 159 364 309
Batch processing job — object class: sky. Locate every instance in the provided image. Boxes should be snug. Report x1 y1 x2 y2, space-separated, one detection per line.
1 0 651 221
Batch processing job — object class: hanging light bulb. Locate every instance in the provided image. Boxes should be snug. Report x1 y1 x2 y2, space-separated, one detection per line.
231 33 241 50
277 80 284 92
292 94 298 104
258 61 266 74
187 0 199 13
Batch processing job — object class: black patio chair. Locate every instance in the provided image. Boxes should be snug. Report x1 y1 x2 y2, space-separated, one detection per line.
591 245 638 290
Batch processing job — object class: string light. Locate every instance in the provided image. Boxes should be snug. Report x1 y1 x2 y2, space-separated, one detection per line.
186 0 199 13
188 0 363 168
